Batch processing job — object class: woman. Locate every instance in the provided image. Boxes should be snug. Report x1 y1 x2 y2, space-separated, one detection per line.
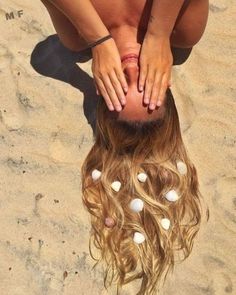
40 0 209 294
40 0 209 112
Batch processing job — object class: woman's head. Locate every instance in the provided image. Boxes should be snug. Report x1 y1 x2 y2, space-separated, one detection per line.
81 61 209 294
96 86 183 165
117 54 166 122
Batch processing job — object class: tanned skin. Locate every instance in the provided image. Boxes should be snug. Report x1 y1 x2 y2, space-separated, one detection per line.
40 0 209 120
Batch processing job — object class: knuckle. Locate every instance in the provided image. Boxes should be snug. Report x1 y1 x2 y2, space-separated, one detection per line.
147 78 154 84
112 80 120 88
96 82 104 91
151 87 158 95
140 73 146 80
117 72 125 80
106 85 114 93
166 61 172 68
162 79 169 86
97 70 105 77
150 93 158 101
141 67 148 74
150 94 157 101
153 80 161 87
161 82 168 89
140 57 147 64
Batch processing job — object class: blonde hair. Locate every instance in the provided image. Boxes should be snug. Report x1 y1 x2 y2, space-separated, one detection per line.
81 88 209 294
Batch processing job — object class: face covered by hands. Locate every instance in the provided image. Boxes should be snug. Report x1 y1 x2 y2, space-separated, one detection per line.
108 55 167 122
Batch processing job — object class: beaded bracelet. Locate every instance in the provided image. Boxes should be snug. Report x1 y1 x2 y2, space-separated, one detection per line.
87 34 113 49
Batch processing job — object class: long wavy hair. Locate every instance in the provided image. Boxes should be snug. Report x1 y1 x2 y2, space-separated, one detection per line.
81 88 209 295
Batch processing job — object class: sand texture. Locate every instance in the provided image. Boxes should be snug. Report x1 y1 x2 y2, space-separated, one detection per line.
0 0 235 294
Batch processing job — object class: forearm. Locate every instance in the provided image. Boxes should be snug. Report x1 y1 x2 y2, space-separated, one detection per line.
146 0 185 38
49 0 109 43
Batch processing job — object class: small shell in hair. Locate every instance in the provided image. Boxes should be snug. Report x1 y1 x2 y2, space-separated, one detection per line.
164 189 179 202
129 198 144 213
176 160 187 175
133 232 145 244
137 172 147 183
111 181 121 192
104 217 116 228
91 169 101 181
160 218 171 230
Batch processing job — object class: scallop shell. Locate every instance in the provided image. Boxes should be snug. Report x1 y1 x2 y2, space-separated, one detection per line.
164 189 179 202
111 181 121 192
91 169 101 181
176 160 187 175
129 198 144 212
133 232 145 244
137 172 147 183
160 218 171 230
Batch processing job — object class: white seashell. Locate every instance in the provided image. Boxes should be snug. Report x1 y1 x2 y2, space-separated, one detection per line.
164 189 179 202
91 169 101 181
176 160 187 175
137 172 147 183
129 198 144 212
111 181 121 192
160 218 171 230
133 232 145 244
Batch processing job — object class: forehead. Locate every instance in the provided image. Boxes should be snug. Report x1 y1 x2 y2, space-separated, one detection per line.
110 86 166 122
118 59 166 121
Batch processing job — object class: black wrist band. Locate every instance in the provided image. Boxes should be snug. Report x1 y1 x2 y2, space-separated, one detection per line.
87 34 113 49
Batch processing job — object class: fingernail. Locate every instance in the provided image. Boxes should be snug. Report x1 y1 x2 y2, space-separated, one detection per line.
139 85 143 91
149 103 155 110
144 97 149 103
116 106 122 111
157 100 162 106
124 87 128 92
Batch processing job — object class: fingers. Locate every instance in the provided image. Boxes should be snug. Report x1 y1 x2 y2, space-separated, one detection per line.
158 72 171 103
95 85 101 96
114 67 129 96
95 78 115 111
143 68 156 106
149 71 162 109
95 70 126 111
149 71 171 109
141 66 171 110
138 63 147 93
94 68 128 112
109 69 127 106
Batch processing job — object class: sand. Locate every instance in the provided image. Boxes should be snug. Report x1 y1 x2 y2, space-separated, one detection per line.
0 0 235 294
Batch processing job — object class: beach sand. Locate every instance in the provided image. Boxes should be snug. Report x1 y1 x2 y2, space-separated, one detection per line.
0 1 235 294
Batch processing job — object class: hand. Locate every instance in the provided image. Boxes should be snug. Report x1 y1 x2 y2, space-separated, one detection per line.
138 34 173 110
91 38 128 111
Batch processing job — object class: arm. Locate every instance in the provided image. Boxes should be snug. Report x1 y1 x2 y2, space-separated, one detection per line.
49 0 128 112
138 0 186 108
50 0 109 43
146 0 185 38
